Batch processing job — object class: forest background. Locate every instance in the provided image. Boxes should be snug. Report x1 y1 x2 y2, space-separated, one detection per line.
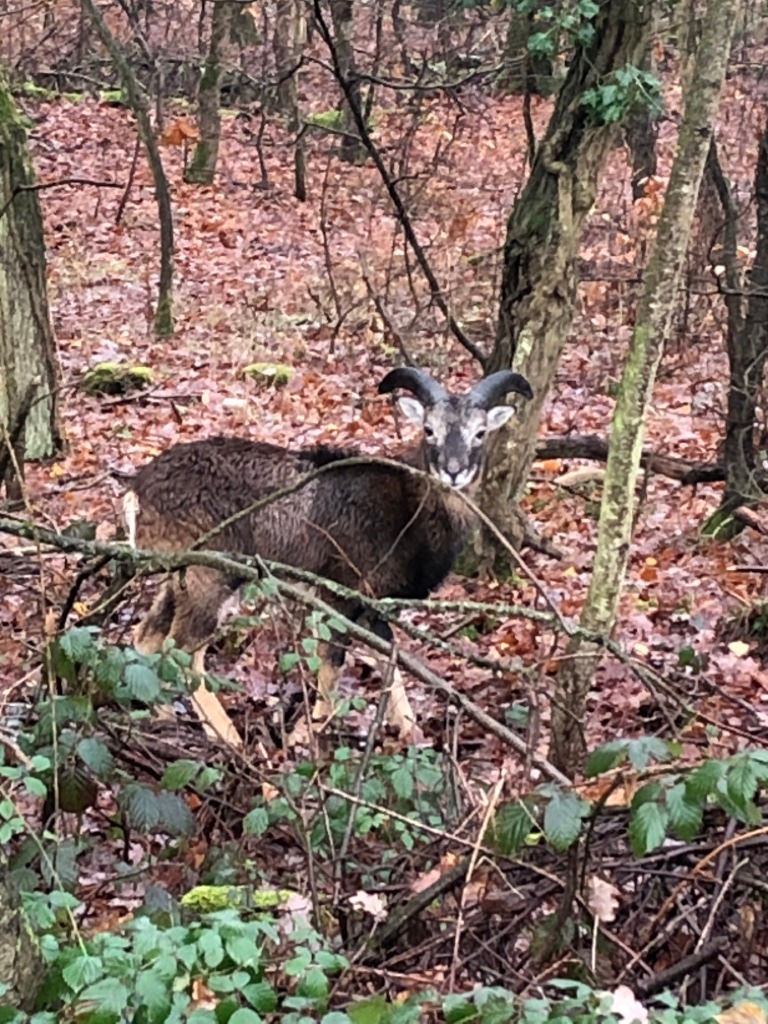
2 0 768 1020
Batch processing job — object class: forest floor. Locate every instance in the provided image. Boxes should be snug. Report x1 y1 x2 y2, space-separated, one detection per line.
3 67 768 826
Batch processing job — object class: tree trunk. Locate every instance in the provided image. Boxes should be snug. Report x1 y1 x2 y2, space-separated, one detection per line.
0 871 43 1011
0 72 62 498
478 0 651 566
273 0 305 123
81 0 174 337
329 0 364 164
549 0 740 776
185 0 236 185
704 118 768 536
500 8 556 97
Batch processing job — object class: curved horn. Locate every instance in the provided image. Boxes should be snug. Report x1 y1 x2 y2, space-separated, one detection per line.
469 370 533 408
378 367 448 406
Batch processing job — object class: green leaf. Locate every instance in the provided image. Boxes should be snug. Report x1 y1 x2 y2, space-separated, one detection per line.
156 792 196 836
125 662 161 702
242 981 278 1013
243 807 269 836
625 736 672 770
727 755 759 805
120 783 161 831
23 776 48 798
297 965 329 1002
348 996 391 1024
59 627 96 663
62 953 104 991
584 740 629 777
542 791 588 851
391 764 414 801
322 1015 353 1024
94 645 125 687
485 800 535 854
666 782 703 841
77 737 115 777
225 934 261 967
686 759 725 800
135 969 171 1018
79 977 129 1014
629 800 668 855
161 759 202 790
284 950 312 976
280 652 301 672
229 1010 263 1024
198 929 224 968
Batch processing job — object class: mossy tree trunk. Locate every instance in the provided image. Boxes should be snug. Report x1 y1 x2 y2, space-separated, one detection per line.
550 0 740 776
704 117 768 536
0 71 62 497
478 0 651 565
185 0 236 185
81 0 174 337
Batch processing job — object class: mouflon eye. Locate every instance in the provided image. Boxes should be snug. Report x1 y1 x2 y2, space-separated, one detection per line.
473 428 486 444
423 424 436 439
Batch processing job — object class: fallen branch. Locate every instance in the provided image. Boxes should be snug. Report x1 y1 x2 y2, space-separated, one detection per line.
535 434 725 485
0 515 571 785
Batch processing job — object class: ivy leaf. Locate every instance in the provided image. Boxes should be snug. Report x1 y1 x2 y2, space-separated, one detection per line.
543 790 588 851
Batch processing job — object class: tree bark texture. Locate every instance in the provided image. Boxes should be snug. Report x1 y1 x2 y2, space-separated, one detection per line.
81 0 174 337
329 0 363 163
0 73 62 490
274 0 305 126
0 872 43 1011
479 0 651 561
185 0 236 185
706 117 768 534
549 0 740 776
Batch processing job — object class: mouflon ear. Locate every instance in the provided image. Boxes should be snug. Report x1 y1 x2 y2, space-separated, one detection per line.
486 405 515 431
397 396 426 425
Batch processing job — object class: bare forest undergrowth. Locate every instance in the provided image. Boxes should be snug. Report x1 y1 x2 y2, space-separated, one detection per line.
4 7 768 998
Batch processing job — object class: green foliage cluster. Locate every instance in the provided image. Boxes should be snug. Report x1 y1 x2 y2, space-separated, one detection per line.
4 627 768 1020
243 743 452 858
581 65 663 125
487 737 768 857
